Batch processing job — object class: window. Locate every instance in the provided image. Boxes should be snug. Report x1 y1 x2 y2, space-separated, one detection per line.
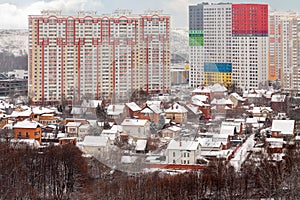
173 152 175 157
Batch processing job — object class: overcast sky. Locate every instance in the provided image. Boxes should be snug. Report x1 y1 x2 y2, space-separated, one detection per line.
0 0 299 29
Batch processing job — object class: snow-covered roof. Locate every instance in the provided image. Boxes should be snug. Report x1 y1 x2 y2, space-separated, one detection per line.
165 103 188 113
220 125 235 136
107 104 125 115
121 118 149 126
198 138 222 149
251 106 273 114
167 139 200 151
192 95 208 103
82 135 109 147
32 106 54 115
185 104 202 115
71 107 87 115
13 119 42 129
271 94 286 102
66 122 82 127
10 109 32 118
192 87 211 93
246 117 258 124
125 102 141 112
147 104 163 114
271 120 295 135
167 126 182 132
79 124 90 129
81 100 103 108
229 92 245 101
146 100 162 108
141 107 153 114
111 125 123 132
121 155 137 164
210 83 227 92
211 98 233 105
135 139 147 151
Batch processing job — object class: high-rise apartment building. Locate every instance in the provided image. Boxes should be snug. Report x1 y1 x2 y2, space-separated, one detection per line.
189 3 268 91
28 10 170 105
269 11 300 92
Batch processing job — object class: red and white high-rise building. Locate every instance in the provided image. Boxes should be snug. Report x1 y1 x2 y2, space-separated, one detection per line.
189 3 269 91
28 10 170 105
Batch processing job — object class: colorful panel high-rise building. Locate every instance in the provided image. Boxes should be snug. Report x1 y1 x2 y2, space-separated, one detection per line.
28 10 170 105
189 3 269 91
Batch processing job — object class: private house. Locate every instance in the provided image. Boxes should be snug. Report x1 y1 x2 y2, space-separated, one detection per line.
107 104 126 123
81 99 105 118
32 106 55 121
227 92 246 108
247 106 273 118
210 98 233 119
125 102 141 118
121 118 150 139
165 103 188 124
13 119 43 143
160 125 182 139
166 139 201 165
185 103 204 121
135 139 148 153
271 94 287 113
139 103 163 124
65 121 82 137
38 114 57 126
190 95 210 119
78 124 91 139
271 120 295 141
265 137 284 153
9 109 33 122
82 136 110 159
210 83 228 100
221 121 242 135
192 87 211 102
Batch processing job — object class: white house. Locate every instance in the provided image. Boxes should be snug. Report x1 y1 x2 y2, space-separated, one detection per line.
65 122 82 136
82 136 110 159
166 139 201 164
271 120 295 140
121 118 150 139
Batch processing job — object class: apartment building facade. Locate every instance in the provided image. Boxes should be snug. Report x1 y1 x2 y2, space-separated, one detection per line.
189 3 268 91
269 11 300 92
28 10 170 105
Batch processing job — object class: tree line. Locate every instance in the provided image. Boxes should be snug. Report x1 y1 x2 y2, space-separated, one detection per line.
1 143 299 199
0 51 27 73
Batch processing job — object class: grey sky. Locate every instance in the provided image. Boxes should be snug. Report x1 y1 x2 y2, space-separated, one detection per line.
0 0 299 29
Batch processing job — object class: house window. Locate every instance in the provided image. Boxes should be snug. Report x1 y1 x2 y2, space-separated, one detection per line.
187 153 190 157
187 160 190 164
184 152 186 157
34 131 40 135
173 159 175 163
26 132 29 138
18 132 22 137
173 152 175 157
184 160 186 164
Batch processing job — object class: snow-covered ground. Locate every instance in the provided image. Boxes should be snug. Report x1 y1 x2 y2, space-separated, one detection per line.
0 29 28 56
230 134 255 171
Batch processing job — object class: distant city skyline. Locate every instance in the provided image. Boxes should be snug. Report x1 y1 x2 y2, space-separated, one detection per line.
0 0 299 29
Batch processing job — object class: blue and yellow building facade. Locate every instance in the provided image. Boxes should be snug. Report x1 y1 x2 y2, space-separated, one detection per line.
204 62 232 87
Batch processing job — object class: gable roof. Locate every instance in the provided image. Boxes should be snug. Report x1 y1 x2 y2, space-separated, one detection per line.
165 103 188 113
167 139 200 151
10 109 32 118
121 118 149 126
82 136 109 147
13 119 42 129
66 122 82 127
81 100 103 108
107 104 125 115
271 120 295 135
32 107 55 115
125 102 141 112
271 94 286 103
